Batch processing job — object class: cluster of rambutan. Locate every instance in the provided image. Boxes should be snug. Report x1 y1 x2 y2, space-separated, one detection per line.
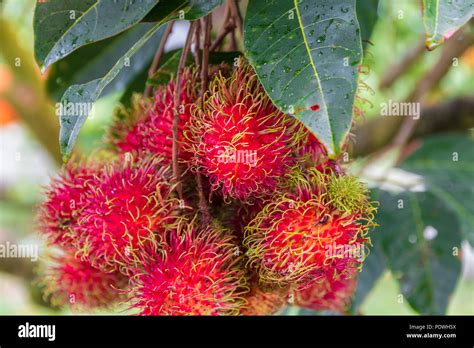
37 60 376 315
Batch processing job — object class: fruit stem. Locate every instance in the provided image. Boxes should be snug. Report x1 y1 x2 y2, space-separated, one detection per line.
229 0 243 35
210 2 235 52
172 21 196 199
200 15 212 101
193 19 201 67
195 14 213 226
390 27 473 162
144 21 174 98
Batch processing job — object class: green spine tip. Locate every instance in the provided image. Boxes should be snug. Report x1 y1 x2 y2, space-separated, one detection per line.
327 175 369 214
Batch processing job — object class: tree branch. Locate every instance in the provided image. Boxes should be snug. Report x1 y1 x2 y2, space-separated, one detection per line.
351 28 474 158
200 16 212 103
193 19 201 67
391 28 474 148
350 96 474 157
172 22 196 199
144 22 174 98
379 38 425 90
229 0 243 35
0 18 61 164
209 21 236 52
209 2 234 52
195 15 213 226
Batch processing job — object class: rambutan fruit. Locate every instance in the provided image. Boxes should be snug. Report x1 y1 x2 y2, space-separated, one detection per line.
37 161 97 247
105 68 198 164
240 278 288 315
40 249 128 310
185 61 305 202
244 168 376 287
299 132 327 166
104 95 150 156
297 132 347 177
220 199 265 243
293 269 357 313
326 174 371 214
128 225 246 315
74 156 182 271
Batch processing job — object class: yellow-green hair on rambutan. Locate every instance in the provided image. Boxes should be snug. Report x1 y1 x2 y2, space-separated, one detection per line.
243 166 377 288
184 59 306 203
326 174 372 215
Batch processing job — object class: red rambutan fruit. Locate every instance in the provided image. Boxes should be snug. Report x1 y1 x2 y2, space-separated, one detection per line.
128 225 246 315
297 132 347 176
185 61 305 202
299 133 327 166
106 68 198 164
220 199 265 243
240 278 288 316
40 249 128 310
74 156 182 271
37 161 97 247
243 168 376 287
293 269 357 313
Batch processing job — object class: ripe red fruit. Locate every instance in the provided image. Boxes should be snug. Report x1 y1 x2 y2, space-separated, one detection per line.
41 250 127 310
38 161 97 247
244 168 376 287
294 269 357 313
74 156 181 271
185 62 305 202
220 200 265 243
128 225 246 315
300 133 327 166
106 68 198 164
240 278 288 315
37 55 379 316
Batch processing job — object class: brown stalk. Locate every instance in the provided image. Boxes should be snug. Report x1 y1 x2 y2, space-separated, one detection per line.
209 2 234 52
391 28 473 150
172 22 196 199
379 38 425 90
195 15 213 226
0 18 61 163
144 22 174 98
229 0 243 35
350 96 474 157
193 19 201 67
209 20 236 51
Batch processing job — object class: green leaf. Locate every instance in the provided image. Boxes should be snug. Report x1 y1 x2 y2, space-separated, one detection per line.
356 0 379 49
185 0 224 19
46 23 158 101
351 239 385 312
422 0 474 50
58 2 186 157
34 0 159 70
143 0 223 21
244 0 362 157
401 134 474 245
373 189 462 314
